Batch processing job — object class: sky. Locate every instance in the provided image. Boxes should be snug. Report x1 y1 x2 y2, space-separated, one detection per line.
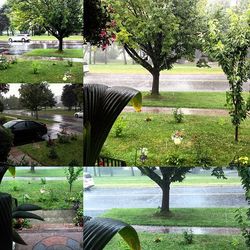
2 84 66 98
0 0 6 7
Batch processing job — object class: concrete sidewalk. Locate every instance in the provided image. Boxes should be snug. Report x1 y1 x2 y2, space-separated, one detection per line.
123 106 229 116
133 225 242 235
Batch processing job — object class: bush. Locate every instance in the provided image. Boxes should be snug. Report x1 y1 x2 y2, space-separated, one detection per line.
67 59 73 67
31 61 41 74
48 147 58 159
0 116 7 125
0 126 13 162
58 134 70 144
173 108 184 123
0 55 10 70
113 116 127 137
183 230 193 245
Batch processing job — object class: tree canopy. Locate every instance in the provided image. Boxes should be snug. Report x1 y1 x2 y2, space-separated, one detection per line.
201 7 250 141
106 0 202 95
8 0 83 51
19 82 56 119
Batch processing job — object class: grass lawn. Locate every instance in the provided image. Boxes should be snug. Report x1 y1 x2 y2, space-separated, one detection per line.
0 35 82 41
4 167 83 177
2 114 56 125
89 63 223 74
23 49 83 58
38 109 75 117
0 60 83 83
139 92 250 109
0 180 82 209
92 174 241 188
101 113 250 166
102 208 249 227
17 136 83 166
105 233 246 250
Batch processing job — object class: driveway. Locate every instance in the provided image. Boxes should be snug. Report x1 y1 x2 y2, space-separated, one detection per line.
84 186 248 217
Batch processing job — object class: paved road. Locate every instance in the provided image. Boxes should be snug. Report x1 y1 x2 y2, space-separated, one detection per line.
85 73 250 92
84 186 248 217
4 110 83 140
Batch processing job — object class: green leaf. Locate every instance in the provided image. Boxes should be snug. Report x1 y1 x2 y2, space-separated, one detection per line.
83 84 142 166
8 167 16 178
14 204 42 212
83 217 141 250
12 211 44 221
12 229 27 245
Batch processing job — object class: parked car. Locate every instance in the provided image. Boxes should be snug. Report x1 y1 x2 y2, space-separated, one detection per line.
3 120 47 143
74 111 83 118
84 172 95 190
8 34 31 43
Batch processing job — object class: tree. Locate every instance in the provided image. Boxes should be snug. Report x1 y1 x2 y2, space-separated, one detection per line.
61 84 78 111
0 4 10 35
0 84 9 94
138 167 225 213
107 0 202 95
64 167 83 192
8 0 82 51
19 82 56 119
201 8 250 141
0 100 4 113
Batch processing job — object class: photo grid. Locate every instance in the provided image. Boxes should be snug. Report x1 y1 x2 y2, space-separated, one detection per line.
0 0 250 250
83 0 250 250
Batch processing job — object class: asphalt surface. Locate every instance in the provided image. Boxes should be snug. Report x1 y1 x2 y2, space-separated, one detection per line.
85 73 250 92
84 186 248 217
3 110 83 140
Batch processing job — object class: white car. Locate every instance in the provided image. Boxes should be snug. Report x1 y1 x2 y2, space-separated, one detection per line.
84 172 94 190
8 34 31 43
74 111 83 118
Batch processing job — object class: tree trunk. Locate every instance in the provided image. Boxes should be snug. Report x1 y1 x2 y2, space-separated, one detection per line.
93 167 97 177
160 182 170 213
235 125 239 142
58 37 63 52
104 49 108 64
35 109 38 120
131 167 135 176
122 47 127 65
0 193 13 250
30 166 35 173
89 45 92 65
93 51 96 64
151 70 160 95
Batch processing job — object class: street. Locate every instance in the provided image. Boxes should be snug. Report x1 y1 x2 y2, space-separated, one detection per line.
84 186 248 217
85 73 250 92
3 110 83 140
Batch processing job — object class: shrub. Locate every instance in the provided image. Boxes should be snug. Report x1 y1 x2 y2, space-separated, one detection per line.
0 126 13 162
0 55 10 70
67 59 73 67
173 108 184 123
58 134 70 144
31 61 41 74
40 177 46 185
48 147 58 159
113 116 127 137
183 230 193 245
0 116 7 125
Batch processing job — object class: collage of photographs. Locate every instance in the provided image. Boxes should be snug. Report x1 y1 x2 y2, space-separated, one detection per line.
0 0 250 250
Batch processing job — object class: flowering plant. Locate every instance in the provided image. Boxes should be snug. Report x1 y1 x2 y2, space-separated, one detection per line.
171 130 184 145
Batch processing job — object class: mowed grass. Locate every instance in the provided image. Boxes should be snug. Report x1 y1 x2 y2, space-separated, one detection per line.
102 208 249 227
0 35 83 41
105 233 246 250
0 60 83 83
18 136 83 166
4 167 83 177
89 63 223 74
0 180 82 209
101 113 250 166
23 49 83 58
92 174 241 188
38 109 76 117
139 92 250 109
